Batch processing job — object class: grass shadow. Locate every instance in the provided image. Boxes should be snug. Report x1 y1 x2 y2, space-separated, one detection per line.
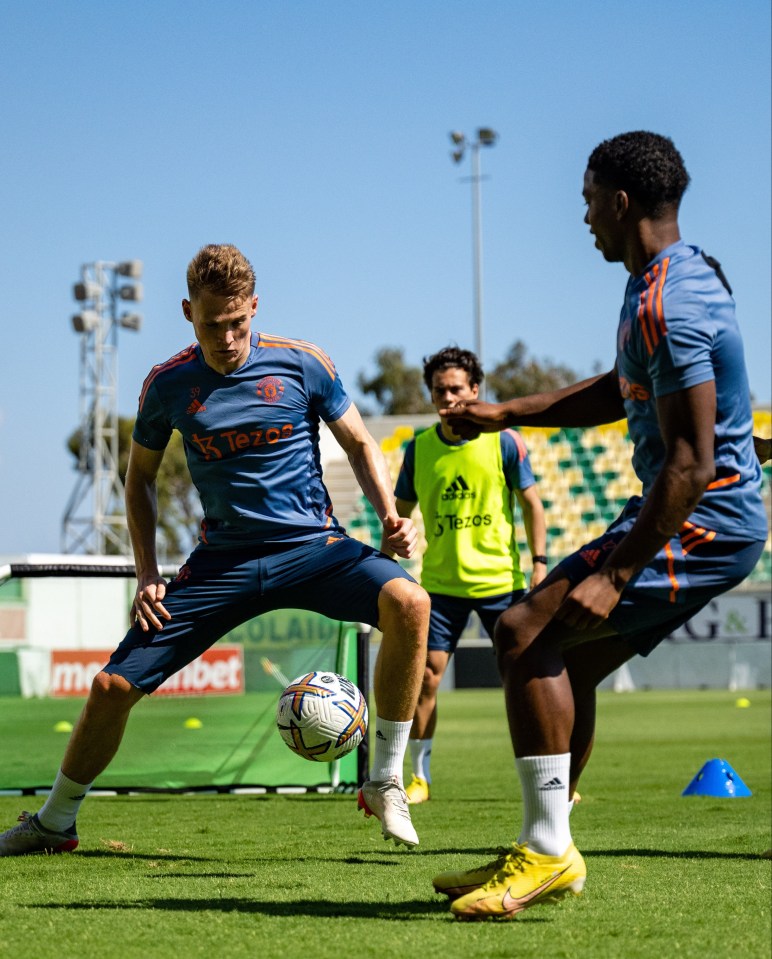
27 897 455 920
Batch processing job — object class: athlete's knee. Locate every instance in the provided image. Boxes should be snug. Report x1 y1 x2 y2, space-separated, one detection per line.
378 578 430 633
89 670 144 713
421 663 442 696
493 602 534 659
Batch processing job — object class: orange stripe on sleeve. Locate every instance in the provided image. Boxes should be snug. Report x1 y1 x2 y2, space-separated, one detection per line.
506 429 528 462
259 334 337 380
653 257 670 339
638 291 655 356
706 473 740 491
138 346 197 411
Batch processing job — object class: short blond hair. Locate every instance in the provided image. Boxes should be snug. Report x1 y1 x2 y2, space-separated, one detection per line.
186 244 256 299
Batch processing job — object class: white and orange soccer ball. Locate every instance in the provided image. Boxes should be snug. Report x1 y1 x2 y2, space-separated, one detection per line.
276 671 368 762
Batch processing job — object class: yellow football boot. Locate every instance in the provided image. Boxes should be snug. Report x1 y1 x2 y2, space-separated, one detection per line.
449 842 586 921
404 775 430 805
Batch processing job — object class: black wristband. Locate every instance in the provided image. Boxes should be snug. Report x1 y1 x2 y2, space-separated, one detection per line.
532 555 548 565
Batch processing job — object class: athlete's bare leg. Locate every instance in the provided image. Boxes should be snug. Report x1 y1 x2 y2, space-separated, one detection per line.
410 649 450 739
374 578 430 721
61 672 145 784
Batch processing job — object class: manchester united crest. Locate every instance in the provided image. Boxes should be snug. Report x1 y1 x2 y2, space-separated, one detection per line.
256 376 285 403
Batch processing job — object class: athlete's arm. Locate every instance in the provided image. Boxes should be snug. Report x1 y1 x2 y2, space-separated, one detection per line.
556 379 717 629
442 368 625 438
754 435 771 464
379 497 417 557
328 405 419 559
514 485 548 588
125 440 172 631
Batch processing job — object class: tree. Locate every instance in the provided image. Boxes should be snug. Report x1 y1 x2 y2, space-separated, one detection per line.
66 419 200 561
486 340 579 400
357 347 434 415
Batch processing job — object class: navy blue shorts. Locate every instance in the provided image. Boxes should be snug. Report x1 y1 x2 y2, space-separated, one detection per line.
427 590 526 654
558 498 766 656
105 535 415 693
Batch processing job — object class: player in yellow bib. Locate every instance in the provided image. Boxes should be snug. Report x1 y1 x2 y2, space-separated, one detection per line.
383 347 547 803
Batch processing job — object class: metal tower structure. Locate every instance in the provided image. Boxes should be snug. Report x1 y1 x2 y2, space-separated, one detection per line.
449 127 498 399
61 260 143 555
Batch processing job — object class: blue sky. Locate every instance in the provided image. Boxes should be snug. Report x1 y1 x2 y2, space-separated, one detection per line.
1 0 769 554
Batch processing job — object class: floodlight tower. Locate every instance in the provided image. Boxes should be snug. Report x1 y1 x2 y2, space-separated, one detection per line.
449 127 498 398
61 261 143 555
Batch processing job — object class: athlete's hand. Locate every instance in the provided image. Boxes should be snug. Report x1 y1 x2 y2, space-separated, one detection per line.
131 573 172 631
529 564 548 589
753 435 772 464
382 514 419 559
439 399 511 439
554 569 625 630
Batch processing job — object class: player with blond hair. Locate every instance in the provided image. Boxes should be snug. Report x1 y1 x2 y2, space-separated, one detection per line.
0 243 430 855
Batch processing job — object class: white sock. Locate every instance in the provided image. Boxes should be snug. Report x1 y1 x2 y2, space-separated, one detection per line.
37 769 93 832
409 738 433 783
369 717 412 782
516 753 572 857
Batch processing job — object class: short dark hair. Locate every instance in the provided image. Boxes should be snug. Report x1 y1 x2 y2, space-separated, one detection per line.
422 346 484 391
587 131 690 217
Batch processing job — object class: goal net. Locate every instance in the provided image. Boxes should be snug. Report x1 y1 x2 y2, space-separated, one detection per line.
0 561 370 794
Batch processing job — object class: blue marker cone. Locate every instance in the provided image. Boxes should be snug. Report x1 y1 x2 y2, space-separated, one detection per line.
682 758 752 797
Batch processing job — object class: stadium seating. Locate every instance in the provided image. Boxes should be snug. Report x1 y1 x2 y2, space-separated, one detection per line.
340 412 772 585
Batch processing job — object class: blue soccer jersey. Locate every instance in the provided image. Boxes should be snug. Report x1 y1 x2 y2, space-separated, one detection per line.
133 331 352 547
616 240 767 541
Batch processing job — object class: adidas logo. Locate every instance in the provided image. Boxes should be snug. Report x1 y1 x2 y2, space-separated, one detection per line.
375 730 387 741
441 475 475 501
539 777 566 791
186 398 207 415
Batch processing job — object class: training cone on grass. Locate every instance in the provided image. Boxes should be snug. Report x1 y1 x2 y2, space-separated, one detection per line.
682 758 752 797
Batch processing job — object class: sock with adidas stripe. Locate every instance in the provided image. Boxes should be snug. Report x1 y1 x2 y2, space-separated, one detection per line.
369 717 412 783
516 753 572 857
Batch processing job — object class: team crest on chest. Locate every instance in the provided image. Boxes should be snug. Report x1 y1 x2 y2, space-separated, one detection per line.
256 376 285 403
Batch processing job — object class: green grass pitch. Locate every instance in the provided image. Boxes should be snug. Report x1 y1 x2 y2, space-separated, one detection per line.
0 688 769 958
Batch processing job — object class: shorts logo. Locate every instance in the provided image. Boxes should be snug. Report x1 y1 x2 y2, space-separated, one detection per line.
256 376 285 403
618 375 650 402
580 548 602 567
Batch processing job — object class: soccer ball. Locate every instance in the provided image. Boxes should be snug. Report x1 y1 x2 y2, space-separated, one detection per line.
276 671 368 762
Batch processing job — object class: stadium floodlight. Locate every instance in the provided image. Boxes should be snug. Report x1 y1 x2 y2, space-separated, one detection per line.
448 127 498 396
116 259 143 278
72 281 101 302
118 283 143 301
63 258 144 557
71 310 100 333
119 312 143 331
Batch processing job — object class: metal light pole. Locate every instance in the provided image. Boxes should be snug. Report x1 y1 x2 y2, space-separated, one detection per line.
450 128 498 396
62 260 143 555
